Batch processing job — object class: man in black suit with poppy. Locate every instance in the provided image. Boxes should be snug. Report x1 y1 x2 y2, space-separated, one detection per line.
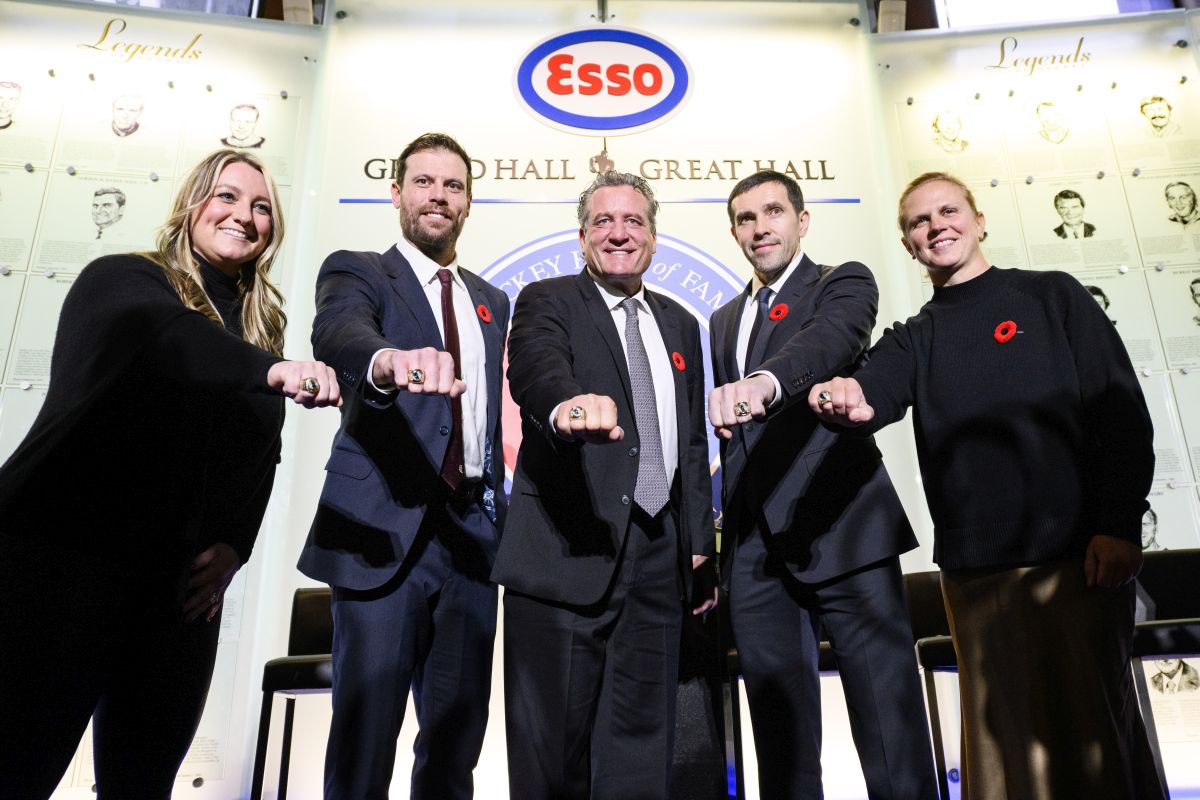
708 170 935 799
493 170 717 800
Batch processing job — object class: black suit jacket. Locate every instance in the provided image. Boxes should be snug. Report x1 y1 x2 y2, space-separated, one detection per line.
298 247 510 591
710 255 916 585
492 271 714 607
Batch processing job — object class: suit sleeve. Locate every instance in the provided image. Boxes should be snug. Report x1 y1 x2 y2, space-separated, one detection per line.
311 250 396 393
757 262 878 409
683 318 716 557
506 280 587 443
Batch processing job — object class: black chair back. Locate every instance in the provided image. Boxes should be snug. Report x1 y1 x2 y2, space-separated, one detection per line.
287 587 333 657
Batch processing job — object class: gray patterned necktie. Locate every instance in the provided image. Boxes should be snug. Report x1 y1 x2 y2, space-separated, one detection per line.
621 297 670 516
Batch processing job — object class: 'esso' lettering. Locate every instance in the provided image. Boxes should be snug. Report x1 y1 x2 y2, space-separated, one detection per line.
546 54 663 97
515 27 691 135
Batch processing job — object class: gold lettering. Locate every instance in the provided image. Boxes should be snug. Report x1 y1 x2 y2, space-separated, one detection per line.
80 18 127 51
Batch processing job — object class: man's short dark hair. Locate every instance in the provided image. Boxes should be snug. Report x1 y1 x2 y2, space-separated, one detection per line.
397 132 472 196
1054 189 1085 208
1140 96 1171 114
727 170 804 224
1085 284 1109 309
94 187 126 207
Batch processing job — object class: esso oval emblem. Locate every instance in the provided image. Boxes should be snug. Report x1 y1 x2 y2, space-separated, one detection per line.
515 27 691 135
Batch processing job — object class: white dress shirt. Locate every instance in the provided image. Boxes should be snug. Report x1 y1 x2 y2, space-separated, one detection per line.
550 275 678 481
367 238 488 480
734 251 804 403
592 276 678 481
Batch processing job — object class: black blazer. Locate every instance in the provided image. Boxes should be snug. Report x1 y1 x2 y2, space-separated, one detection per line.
710 254 916 585
492 271 714 607
298 247 510 591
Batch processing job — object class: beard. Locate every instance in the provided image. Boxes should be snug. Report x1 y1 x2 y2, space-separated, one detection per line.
400 204 462 255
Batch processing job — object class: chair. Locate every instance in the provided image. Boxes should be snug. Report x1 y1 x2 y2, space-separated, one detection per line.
724 569 948 800
249 587 334 800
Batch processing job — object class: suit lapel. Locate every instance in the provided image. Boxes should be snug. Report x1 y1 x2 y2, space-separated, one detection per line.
750 254 820 367
722 284 750 381
575 272 633 408
460 271 502 440
381 246 444 349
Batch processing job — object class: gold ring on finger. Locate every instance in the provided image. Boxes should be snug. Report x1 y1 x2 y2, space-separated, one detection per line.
733 401 751 417
407 368 425 385
301 376 320 394
817 390 833 406
568 405 586 421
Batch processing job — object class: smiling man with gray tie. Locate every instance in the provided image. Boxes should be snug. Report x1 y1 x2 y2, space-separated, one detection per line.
493 171 717 800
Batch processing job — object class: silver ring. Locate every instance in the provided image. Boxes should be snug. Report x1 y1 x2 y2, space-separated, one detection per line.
301 376 320 394
568 405 586 421
733 401 751 417
817 390 833 406
407 368 425 385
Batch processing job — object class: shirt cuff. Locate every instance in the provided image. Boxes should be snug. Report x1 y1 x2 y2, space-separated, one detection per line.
367 348 399 394
746 370 783 408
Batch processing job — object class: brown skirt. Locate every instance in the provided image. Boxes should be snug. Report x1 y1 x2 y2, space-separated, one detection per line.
941 558 1163 800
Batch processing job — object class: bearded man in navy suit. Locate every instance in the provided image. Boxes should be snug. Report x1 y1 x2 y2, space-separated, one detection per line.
708 170 936 799
299 132 509 800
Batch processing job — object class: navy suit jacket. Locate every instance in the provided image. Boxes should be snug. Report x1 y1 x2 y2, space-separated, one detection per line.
492 271 714 607
710 254 916 585
298 247 510 591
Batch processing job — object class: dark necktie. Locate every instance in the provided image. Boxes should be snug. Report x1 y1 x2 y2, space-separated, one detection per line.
620 297 670 516
437 268 464 489
742 286 772 376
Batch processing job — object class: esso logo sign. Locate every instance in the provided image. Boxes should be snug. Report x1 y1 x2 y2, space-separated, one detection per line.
515 28 691 135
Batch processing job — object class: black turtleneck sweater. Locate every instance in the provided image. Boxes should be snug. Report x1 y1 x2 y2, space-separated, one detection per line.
854 267 1153 570
0 254 284 602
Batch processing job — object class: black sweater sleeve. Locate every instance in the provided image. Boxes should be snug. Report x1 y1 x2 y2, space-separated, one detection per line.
1049 272 1154 544
55 255 281 396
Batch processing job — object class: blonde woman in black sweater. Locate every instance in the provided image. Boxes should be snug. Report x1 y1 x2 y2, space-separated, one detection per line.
809 172 1163 800
0 150 339 799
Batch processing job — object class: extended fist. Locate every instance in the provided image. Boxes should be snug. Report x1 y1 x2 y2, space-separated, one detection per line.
554 393 624 443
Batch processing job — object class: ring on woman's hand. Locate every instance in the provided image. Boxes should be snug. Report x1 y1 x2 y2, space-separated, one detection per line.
301 376 320 394
209 592 219 605
817 390 833 406
568 405 586 421
407 368 425 385
733 401 751 417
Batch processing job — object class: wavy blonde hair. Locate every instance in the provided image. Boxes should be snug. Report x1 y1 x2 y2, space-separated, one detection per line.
148 149 286 355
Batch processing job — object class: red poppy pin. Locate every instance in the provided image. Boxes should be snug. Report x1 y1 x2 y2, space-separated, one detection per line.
476 304 492 323
769 303 789 321
993 320 1017 343
671 351 686 371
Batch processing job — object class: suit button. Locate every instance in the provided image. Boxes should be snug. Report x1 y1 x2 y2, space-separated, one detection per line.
791 379 801 388
439 425 449 435
620 495 630 505
628 447 638 457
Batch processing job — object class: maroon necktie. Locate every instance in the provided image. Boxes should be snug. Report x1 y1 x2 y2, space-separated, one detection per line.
437 268 465 489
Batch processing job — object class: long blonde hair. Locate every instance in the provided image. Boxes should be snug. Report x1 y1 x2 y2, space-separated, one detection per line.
148 149 287 355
